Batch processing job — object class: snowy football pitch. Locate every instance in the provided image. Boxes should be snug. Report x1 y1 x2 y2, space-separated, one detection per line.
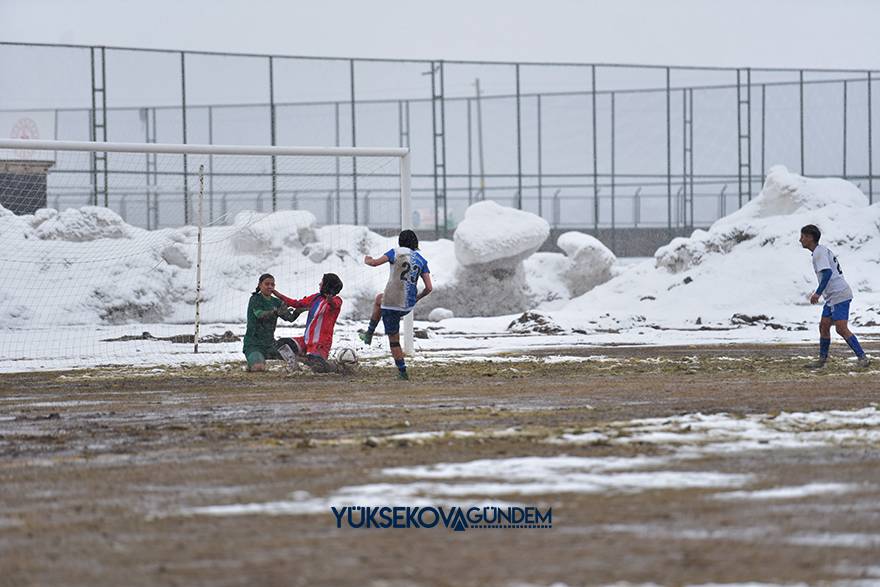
2 344 880 587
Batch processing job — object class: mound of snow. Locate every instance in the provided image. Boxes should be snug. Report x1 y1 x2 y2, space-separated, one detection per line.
416 201 553 317
454 200 549 268
552 166 880 332
428 307 454 322
557 231 616 296
31 206 135 241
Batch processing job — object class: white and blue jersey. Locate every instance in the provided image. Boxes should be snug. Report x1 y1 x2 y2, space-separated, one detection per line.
812 244 852 306
380 247 430 312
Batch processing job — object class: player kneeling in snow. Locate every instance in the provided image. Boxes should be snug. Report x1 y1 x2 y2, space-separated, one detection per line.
800 224 870 369
243 273 306 372
360 229 433 380
272 273 345 374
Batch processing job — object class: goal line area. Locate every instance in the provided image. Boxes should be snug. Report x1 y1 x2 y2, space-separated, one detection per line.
0 138 414 371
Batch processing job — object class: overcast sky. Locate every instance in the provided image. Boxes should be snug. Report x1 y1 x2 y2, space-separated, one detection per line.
1 0 879 70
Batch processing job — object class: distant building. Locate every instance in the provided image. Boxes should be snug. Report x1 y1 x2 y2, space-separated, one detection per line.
0 159 54 214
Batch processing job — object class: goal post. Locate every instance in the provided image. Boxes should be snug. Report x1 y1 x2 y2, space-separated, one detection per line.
0 138 414 371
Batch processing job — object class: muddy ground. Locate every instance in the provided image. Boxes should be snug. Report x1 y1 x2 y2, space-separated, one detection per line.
1 344 880 587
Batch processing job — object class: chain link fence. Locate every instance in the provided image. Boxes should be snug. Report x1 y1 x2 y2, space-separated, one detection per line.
2 42 878 250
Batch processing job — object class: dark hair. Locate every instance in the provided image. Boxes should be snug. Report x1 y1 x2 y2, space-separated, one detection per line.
398 229 419 250
800 224 821 243
320 273 343 296
254 273 274 294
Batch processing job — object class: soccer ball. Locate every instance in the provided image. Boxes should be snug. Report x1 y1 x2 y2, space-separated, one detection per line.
334 347 358 366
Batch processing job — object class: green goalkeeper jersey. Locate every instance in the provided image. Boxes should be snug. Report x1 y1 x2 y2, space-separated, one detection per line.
243 293 283 354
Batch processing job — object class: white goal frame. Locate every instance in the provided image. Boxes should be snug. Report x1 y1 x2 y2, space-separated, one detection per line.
0 138 415 354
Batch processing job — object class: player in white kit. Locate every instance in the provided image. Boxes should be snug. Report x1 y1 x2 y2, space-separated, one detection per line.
800 224 869 369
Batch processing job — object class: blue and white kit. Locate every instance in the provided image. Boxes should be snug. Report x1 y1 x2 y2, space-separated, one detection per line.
380 247 430 312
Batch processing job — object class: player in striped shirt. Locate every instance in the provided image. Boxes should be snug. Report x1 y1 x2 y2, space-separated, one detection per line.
360 230 433 379
273 273 344 373
800 224 869 369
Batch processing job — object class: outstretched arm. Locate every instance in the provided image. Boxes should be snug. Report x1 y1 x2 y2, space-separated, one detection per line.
273 291 312 309
364 254 390 267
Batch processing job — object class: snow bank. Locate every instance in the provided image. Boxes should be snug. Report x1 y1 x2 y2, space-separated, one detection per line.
556 231 616 296
553 166 880 333
453 200 549 267
416 201 558 317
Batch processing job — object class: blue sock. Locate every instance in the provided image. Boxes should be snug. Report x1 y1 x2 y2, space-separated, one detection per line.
819 337 831 359
367 319 378 334
394 358 406 372
845 335 865 358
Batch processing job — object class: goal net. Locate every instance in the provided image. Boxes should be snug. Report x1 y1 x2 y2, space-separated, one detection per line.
0 139 413 372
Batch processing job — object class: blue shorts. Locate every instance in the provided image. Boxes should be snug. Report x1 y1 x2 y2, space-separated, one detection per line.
381 308 411 335
821 299 851 322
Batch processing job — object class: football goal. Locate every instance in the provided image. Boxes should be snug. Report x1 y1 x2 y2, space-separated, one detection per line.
0 138 414 372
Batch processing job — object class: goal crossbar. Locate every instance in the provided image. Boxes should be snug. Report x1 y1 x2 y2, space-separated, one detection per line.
0 138 409 158
0 138 416 356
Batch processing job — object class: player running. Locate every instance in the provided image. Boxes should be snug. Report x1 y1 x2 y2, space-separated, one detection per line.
800 224 870 369
359 229 433 380
272 273 344 373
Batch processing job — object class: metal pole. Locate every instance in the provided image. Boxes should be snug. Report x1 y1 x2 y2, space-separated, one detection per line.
475 78 486 199
537 94 543 219
592 64 599 234
208 106 214 223
799 69 805 175
682 88 687 228
89 47 97 207
689 88 694 227
736 69 743 208
100 47 108 208
843 81 848 178
467 98 473 205
761 84 766 184
515 64 523 209
269 56 277 211
869 71 874 204
334 102 341 223
349 59 358 224
194 164 205 354
181 51 189 225
666 67 672 238
439 62 448 234
610 91 616 251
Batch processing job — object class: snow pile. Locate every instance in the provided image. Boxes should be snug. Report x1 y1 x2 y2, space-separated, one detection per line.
0 203 393 327
30 206 135 241
453 200 549 267
553 166 880 332
557 231 616 297
418 201 581 317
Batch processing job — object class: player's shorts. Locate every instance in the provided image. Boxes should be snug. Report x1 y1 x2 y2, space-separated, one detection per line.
821 299 851 322
381 308 411 335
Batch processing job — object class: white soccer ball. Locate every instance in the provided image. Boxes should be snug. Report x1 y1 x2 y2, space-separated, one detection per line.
335 347 358 365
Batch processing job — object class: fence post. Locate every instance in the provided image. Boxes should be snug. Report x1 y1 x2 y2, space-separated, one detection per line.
799 69 805 175
665 67 672 239
515 63 523 210
181 51 189 225
592 65 599 234
269 56 277 212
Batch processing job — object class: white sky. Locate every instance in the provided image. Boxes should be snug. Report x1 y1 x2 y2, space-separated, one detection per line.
2 0 879 70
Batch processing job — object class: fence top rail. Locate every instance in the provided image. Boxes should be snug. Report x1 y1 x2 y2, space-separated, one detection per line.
0 139 409 158
2 41 880 75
